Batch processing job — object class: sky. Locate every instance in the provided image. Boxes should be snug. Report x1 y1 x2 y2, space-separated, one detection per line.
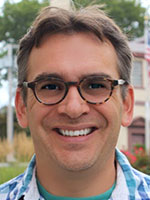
0 0 44 8
0 0 150 108
0 0 20 8
0 0 150 9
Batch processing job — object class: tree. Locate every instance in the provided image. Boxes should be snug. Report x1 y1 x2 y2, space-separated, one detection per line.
0 106 27 139
0 0 49 86
0 0 49 44
0 106 7 139
0 0 146 43
73 0 146 40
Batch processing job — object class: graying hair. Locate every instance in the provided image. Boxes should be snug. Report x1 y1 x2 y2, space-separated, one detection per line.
17 5 132 101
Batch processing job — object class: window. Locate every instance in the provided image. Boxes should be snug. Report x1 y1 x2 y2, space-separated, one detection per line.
131 60 143 88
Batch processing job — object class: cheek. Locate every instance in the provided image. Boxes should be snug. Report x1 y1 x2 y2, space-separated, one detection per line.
95 98 123 129
27 91 37 110
26 101 56 133
26 89 49 123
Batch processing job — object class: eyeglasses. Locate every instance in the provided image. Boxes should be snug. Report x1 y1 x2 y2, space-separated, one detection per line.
20 75 127 105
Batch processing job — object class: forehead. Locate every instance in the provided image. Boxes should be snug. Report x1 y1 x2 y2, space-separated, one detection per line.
27 32 119 81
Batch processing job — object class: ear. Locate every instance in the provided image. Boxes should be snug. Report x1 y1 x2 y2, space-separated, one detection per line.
121 85 134 127
15 88 28 128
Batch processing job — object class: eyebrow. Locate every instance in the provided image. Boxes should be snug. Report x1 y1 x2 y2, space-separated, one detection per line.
33 72 113 82
80 73 112 80
33 73 63 82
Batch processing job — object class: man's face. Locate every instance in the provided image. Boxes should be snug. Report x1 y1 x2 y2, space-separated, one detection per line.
16 33 134 172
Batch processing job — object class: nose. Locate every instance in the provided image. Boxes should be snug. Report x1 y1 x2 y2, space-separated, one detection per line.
57 86 90 119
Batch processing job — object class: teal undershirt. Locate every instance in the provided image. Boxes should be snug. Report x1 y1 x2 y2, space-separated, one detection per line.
37 178 116 200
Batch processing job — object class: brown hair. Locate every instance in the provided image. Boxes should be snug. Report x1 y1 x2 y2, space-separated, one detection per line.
17 5 132 100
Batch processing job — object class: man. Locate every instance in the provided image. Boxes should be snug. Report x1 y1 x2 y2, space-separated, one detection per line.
0 5 150 200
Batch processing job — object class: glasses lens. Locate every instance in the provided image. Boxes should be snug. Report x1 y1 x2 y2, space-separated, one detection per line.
35 79 66 104
80 77 112 104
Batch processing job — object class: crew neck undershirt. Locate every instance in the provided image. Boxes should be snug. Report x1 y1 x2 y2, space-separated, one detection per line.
36 178 116 200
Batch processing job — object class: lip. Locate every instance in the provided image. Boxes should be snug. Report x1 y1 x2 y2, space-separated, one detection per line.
52 124 99 131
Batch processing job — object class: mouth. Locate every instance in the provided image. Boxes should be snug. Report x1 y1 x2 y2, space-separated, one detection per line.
54 127 97 137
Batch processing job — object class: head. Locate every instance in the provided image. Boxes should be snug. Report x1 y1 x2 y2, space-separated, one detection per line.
15 5 134 177
17 5 132 102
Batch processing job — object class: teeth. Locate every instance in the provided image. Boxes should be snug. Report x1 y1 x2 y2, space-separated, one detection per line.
59 128 92 137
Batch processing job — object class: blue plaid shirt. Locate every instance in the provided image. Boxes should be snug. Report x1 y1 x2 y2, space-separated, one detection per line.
0 149 150 200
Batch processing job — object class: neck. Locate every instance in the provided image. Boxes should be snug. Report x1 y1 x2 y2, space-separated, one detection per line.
36 152 116 197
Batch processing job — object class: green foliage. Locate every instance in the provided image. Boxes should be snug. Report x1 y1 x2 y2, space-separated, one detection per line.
0 0 49 43
133 154 150 175
73 0 146 39
73 0 94 8
0 0 146 43
0 107 7 139
0 165 26 184
0 106 25 139
0 68 9 86
0 50 7 58
122 146 150 175
132 146 150 175
0 0 49 86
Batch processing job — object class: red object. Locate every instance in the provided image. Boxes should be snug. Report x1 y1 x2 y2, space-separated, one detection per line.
145 30 150 62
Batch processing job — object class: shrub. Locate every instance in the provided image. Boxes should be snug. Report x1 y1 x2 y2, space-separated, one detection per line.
121 149 137 164
121 146 150 175
14 132 34 162
0 165 26 184
0 139 12 162
0 132 34 162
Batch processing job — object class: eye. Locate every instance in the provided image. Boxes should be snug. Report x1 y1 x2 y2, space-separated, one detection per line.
41 84 59 90
87 80 109 90
37 80 65 91
82 78 111 91
89 83 106 89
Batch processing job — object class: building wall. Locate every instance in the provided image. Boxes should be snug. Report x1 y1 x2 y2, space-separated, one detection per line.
117 56 150 151
117 126 128 150
50 0 71 9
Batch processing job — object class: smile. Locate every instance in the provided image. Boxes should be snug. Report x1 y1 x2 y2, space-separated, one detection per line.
55 127 97 137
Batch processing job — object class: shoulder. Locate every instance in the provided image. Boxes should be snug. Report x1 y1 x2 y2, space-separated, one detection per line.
0 173 25 199
132 167 150 196
115 148 150 198
0 155 36 200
